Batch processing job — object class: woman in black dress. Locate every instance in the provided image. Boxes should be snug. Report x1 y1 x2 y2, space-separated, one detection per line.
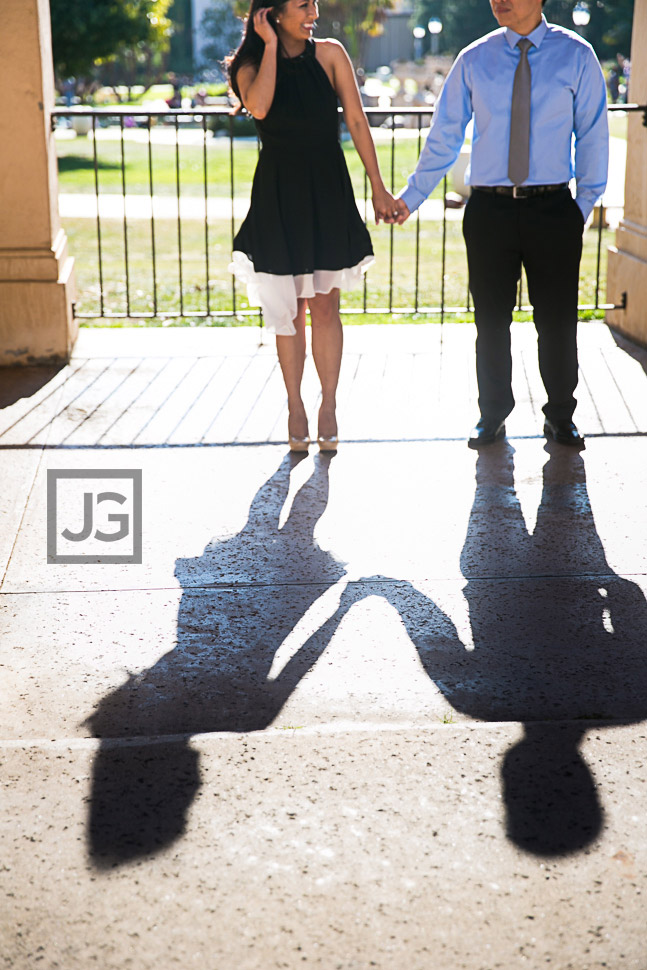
228 0 397 450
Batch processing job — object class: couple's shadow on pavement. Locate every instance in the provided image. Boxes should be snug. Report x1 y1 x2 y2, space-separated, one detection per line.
362 444 647 855
86 446 647 867
86 453 347 866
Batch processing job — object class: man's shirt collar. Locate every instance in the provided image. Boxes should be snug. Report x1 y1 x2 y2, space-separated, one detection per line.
504 13 548 49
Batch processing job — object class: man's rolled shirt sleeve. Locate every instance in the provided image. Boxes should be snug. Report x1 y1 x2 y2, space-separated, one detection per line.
573 48 609 221
400 55 473 215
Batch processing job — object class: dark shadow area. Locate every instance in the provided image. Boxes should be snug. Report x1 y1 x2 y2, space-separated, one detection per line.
461 445 647 854
335 445 647 855
610 325 647 373
88 740 201 864
0 364 66 410
57 156 123 174
500 722 600 855
85 444 647 866
86 452 350 867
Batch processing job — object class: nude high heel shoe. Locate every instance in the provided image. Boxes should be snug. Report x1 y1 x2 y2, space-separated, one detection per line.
288 435 310 452
317 435 338 452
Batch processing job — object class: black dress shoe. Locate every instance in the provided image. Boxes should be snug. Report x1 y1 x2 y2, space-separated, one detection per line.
467 418 506 449
543 417 585 448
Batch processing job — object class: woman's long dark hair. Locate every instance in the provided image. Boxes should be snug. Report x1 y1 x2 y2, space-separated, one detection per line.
226 0 286 101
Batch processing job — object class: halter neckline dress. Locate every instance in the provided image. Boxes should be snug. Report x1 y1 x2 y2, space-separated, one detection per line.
229 39 374 335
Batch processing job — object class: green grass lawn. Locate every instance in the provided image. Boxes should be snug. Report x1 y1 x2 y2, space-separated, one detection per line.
56 132 438 201
65 216 466 319
64 213 611 325
57 128 612 326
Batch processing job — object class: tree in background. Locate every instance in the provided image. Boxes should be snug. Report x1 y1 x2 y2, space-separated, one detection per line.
317 0 395 66
601 0 634 55
412 0 633 60
412 0 494 56
167 0 194 75
231 0 394 68
543 0 633 59
198 0 244 78
50 0 173 79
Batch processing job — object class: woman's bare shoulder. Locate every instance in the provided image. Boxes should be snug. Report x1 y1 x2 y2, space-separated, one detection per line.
313 38 347 62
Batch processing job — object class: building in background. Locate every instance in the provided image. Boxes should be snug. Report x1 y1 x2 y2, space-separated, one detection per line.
363 2 415 72
183 0 416 76
192 0 213 67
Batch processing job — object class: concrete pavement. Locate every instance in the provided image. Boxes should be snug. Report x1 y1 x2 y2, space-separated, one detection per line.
1 321 646 969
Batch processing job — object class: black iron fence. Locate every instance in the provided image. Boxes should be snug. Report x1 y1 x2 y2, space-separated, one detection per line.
52 103 646 324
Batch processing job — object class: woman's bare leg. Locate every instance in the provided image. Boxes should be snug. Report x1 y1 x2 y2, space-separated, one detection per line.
276 299 309 439
309 289 343 439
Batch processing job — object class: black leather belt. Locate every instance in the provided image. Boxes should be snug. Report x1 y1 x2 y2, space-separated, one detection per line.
473 183 569 199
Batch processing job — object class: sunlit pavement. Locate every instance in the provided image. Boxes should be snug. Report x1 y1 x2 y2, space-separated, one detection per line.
1 322 646 969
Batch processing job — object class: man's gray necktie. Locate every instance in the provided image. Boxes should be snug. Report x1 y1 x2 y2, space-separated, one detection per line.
508 38 532 186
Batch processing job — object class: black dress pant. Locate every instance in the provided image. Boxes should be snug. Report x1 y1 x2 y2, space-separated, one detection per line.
462 187 584 423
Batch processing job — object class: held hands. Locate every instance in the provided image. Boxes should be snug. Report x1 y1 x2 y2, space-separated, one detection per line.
372 187 410 226
389 198 410 225
253 7 278 46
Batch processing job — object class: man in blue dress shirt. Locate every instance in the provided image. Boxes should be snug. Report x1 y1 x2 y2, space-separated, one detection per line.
393 0 608 448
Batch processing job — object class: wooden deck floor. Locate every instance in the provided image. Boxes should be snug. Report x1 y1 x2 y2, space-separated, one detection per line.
1 322 646 449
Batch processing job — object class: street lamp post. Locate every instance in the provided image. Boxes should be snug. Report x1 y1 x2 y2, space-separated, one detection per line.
428 17 443 56
413 26 426 61
572 2 591 33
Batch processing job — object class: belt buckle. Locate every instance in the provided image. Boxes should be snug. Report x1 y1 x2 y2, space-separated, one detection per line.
512 185 525 199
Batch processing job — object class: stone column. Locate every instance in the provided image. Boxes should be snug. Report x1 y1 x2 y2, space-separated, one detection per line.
0 0 76 365
606 0 647 345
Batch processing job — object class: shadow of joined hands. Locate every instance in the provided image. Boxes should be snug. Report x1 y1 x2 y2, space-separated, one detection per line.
85 445 647 866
